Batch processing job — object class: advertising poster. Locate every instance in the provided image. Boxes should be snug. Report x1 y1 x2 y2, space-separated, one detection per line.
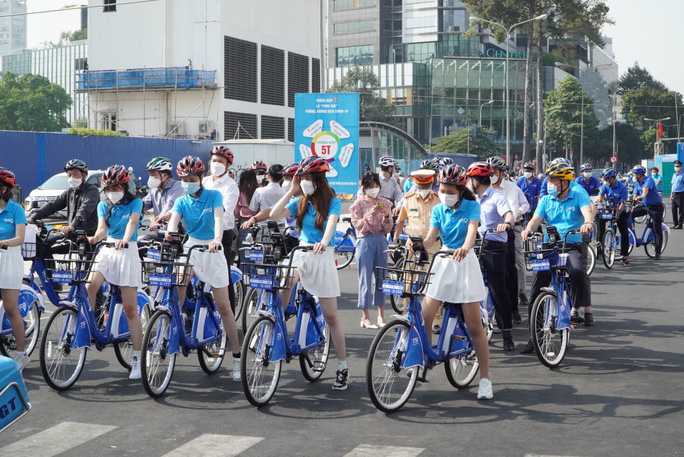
295 93 360 197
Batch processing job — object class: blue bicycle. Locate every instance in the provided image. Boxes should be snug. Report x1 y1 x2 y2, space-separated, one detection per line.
140 242 229 398
333 216 356 270
39 237 153 390
240 243 330 407
621 201 669 258
366 247 479 413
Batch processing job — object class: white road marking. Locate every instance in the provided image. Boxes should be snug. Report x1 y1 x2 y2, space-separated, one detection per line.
344 444 424 457
162 434 264 457
0 421 117 456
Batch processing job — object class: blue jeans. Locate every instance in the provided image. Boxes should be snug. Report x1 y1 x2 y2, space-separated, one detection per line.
356 233 388 309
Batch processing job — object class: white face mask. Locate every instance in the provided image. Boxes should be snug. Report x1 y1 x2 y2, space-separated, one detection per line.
491 174 499 184
438 192 460 207
418 189 431 199
67 177 82 189
106 191 124 204
676 167 682 173
282 180 292 191
210 162 226 177
583 172 593 179
524 172 533 179
300 180 315 196
366 187 380 198
147 176 161 189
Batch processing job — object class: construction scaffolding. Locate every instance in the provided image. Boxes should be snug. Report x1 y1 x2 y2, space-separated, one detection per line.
75 66 217 92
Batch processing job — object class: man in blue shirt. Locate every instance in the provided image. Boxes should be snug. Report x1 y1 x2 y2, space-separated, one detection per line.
576 163 601 196
632 165 664 259
669 160 684 229
651 167 663 194
598 168 631 266
517 162 542 219
520 160 595 352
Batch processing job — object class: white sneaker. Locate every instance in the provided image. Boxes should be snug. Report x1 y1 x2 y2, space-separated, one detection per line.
13 352 30 372
477 378 493 400
129 357 142 380
232 358 241 381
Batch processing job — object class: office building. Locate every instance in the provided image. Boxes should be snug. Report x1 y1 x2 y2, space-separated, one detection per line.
0 0 27 58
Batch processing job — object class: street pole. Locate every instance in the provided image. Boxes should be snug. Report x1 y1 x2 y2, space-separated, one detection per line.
580 89 584 164
479 100 493 126
612 95 616 157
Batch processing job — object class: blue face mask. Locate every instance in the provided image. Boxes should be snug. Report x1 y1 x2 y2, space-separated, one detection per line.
547 182 559 197
182 182 201 195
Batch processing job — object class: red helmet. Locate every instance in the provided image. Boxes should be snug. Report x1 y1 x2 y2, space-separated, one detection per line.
102 165 130 187
296 156 330 175
466 161 494 177
283 162 299 177
439 164 468 186
177 156 205 177
211 146 234 166
251 160 267 172
0 168 16 189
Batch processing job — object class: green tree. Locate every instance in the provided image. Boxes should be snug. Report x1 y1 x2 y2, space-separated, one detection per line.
429 126 502 159
59 28 87 43
618 62 666 94
0 73 72 131
328 67 394 124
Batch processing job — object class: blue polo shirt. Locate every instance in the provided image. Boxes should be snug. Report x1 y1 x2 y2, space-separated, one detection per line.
651 173 663 192
575 176 601 196
633 176 662 207
97 198 143 242
476 186 512 242
285 196 341 247
430 199 481 249
517 176 542 209
535 185 592 244
599 180 628 204
0 200 27 240
172 189 223 240
671 172 684 193
540 177 548 197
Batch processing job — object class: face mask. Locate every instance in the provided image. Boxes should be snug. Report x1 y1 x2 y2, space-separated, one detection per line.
651 172 657 178
67 177 82 189
676 167 682 173
182 182 201 195
583 172 592 179
210 162 226 177
282 180 292 191
547 183 559 198
106 191 124 204
300 180 315 196
418 189 431 199
438 192 460 207
366 188 380 198
491 174 499 184
147 176 161 189
524 172 533 179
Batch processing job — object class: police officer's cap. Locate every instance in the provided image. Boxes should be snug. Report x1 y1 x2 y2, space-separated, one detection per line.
674 160 683 166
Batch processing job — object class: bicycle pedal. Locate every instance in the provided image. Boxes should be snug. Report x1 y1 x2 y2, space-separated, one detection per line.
312 361 326 372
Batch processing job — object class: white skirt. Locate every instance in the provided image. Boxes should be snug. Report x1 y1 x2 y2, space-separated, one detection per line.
425 250 487 304
185 237 229 289
290 244 340 298
0 246 23 290
94 239 142 288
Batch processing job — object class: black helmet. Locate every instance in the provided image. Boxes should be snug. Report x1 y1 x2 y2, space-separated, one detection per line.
64 159 88 175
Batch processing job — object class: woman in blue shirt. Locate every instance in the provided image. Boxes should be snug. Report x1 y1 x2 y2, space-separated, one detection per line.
86 165 144 380
0 168 30 370
270 156 349 391
166 156 242 382
408 164 492 400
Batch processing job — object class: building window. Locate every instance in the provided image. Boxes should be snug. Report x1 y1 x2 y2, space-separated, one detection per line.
333 20 375 35
333 0 375 11
224 112 257 139
336 45 374 67
225 36 257 103
261 45 284 106
261 116 285 140
103 113 117 131
312 58 320 93
288 52 309 108
103 0 116 13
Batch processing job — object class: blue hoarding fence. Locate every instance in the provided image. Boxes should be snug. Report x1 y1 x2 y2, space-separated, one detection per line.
75 67 217 92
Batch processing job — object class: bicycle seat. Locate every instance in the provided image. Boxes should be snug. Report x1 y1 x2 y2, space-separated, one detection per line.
342 216 352 223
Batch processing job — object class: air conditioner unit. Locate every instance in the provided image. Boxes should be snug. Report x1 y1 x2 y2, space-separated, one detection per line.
198 122 209 134
168 122 184 135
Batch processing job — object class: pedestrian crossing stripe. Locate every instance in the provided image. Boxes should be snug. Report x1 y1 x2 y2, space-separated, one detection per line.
0 421 117 457
344 444 424 456
162 434 264 457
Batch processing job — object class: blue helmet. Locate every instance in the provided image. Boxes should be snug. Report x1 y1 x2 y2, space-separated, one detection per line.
632 165 647 175
601 168 617 180
580 163 592 172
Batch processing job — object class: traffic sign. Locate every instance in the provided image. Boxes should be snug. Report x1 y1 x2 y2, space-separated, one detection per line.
609 156 617 164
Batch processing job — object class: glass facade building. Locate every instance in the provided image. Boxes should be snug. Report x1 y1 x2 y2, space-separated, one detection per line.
0 0 27 57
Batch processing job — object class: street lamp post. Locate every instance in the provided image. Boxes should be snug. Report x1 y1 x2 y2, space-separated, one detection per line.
479 99 494 126
470 14 548 166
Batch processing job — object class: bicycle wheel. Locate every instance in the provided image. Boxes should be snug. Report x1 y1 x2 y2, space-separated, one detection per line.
39 306 87 391
602 229 616 269
0 288 41 358
114 296 153 370
141 310 177 398
233 278 245 321
299 317 330 382
366 320 418 413
241 287 263 334
530 292 569 368
445 350 479 388
241 315 282 407
334 250 355 270
585 244 596 276
645 229 668 258
198 312 227 374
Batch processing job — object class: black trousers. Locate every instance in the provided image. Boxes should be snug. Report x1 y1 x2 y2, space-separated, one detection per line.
221 230 237 313
529 243 591 315
671 192 684 226
506 227 518 311
597 212 631 257
482 242 513 330
632 204 664 255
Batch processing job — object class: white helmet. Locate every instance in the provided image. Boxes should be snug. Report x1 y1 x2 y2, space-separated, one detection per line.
379 155 397 168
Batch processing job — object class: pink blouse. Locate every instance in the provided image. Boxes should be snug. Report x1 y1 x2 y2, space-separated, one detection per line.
349 195 394 238
235 192 257 220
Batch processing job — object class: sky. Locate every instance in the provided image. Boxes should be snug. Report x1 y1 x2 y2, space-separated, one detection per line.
23 0 684 95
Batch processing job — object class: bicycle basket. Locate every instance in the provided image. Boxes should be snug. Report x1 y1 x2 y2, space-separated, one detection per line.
20 242 43 261
375 265 431 298
48 248 97 284
242 250 296 291
523 237 562 272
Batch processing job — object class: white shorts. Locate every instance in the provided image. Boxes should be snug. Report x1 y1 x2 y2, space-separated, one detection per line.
0 246 23 290
425 250 487 304
290 244 340 298
94 240 142 288
185 237 229 289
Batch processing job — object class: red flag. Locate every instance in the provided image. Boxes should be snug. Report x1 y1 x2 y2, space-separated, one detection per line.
657 121 664 139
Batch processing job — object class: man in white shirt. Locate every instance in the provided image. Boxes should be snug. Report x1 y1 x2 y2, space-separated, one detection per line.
249 164 286 227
